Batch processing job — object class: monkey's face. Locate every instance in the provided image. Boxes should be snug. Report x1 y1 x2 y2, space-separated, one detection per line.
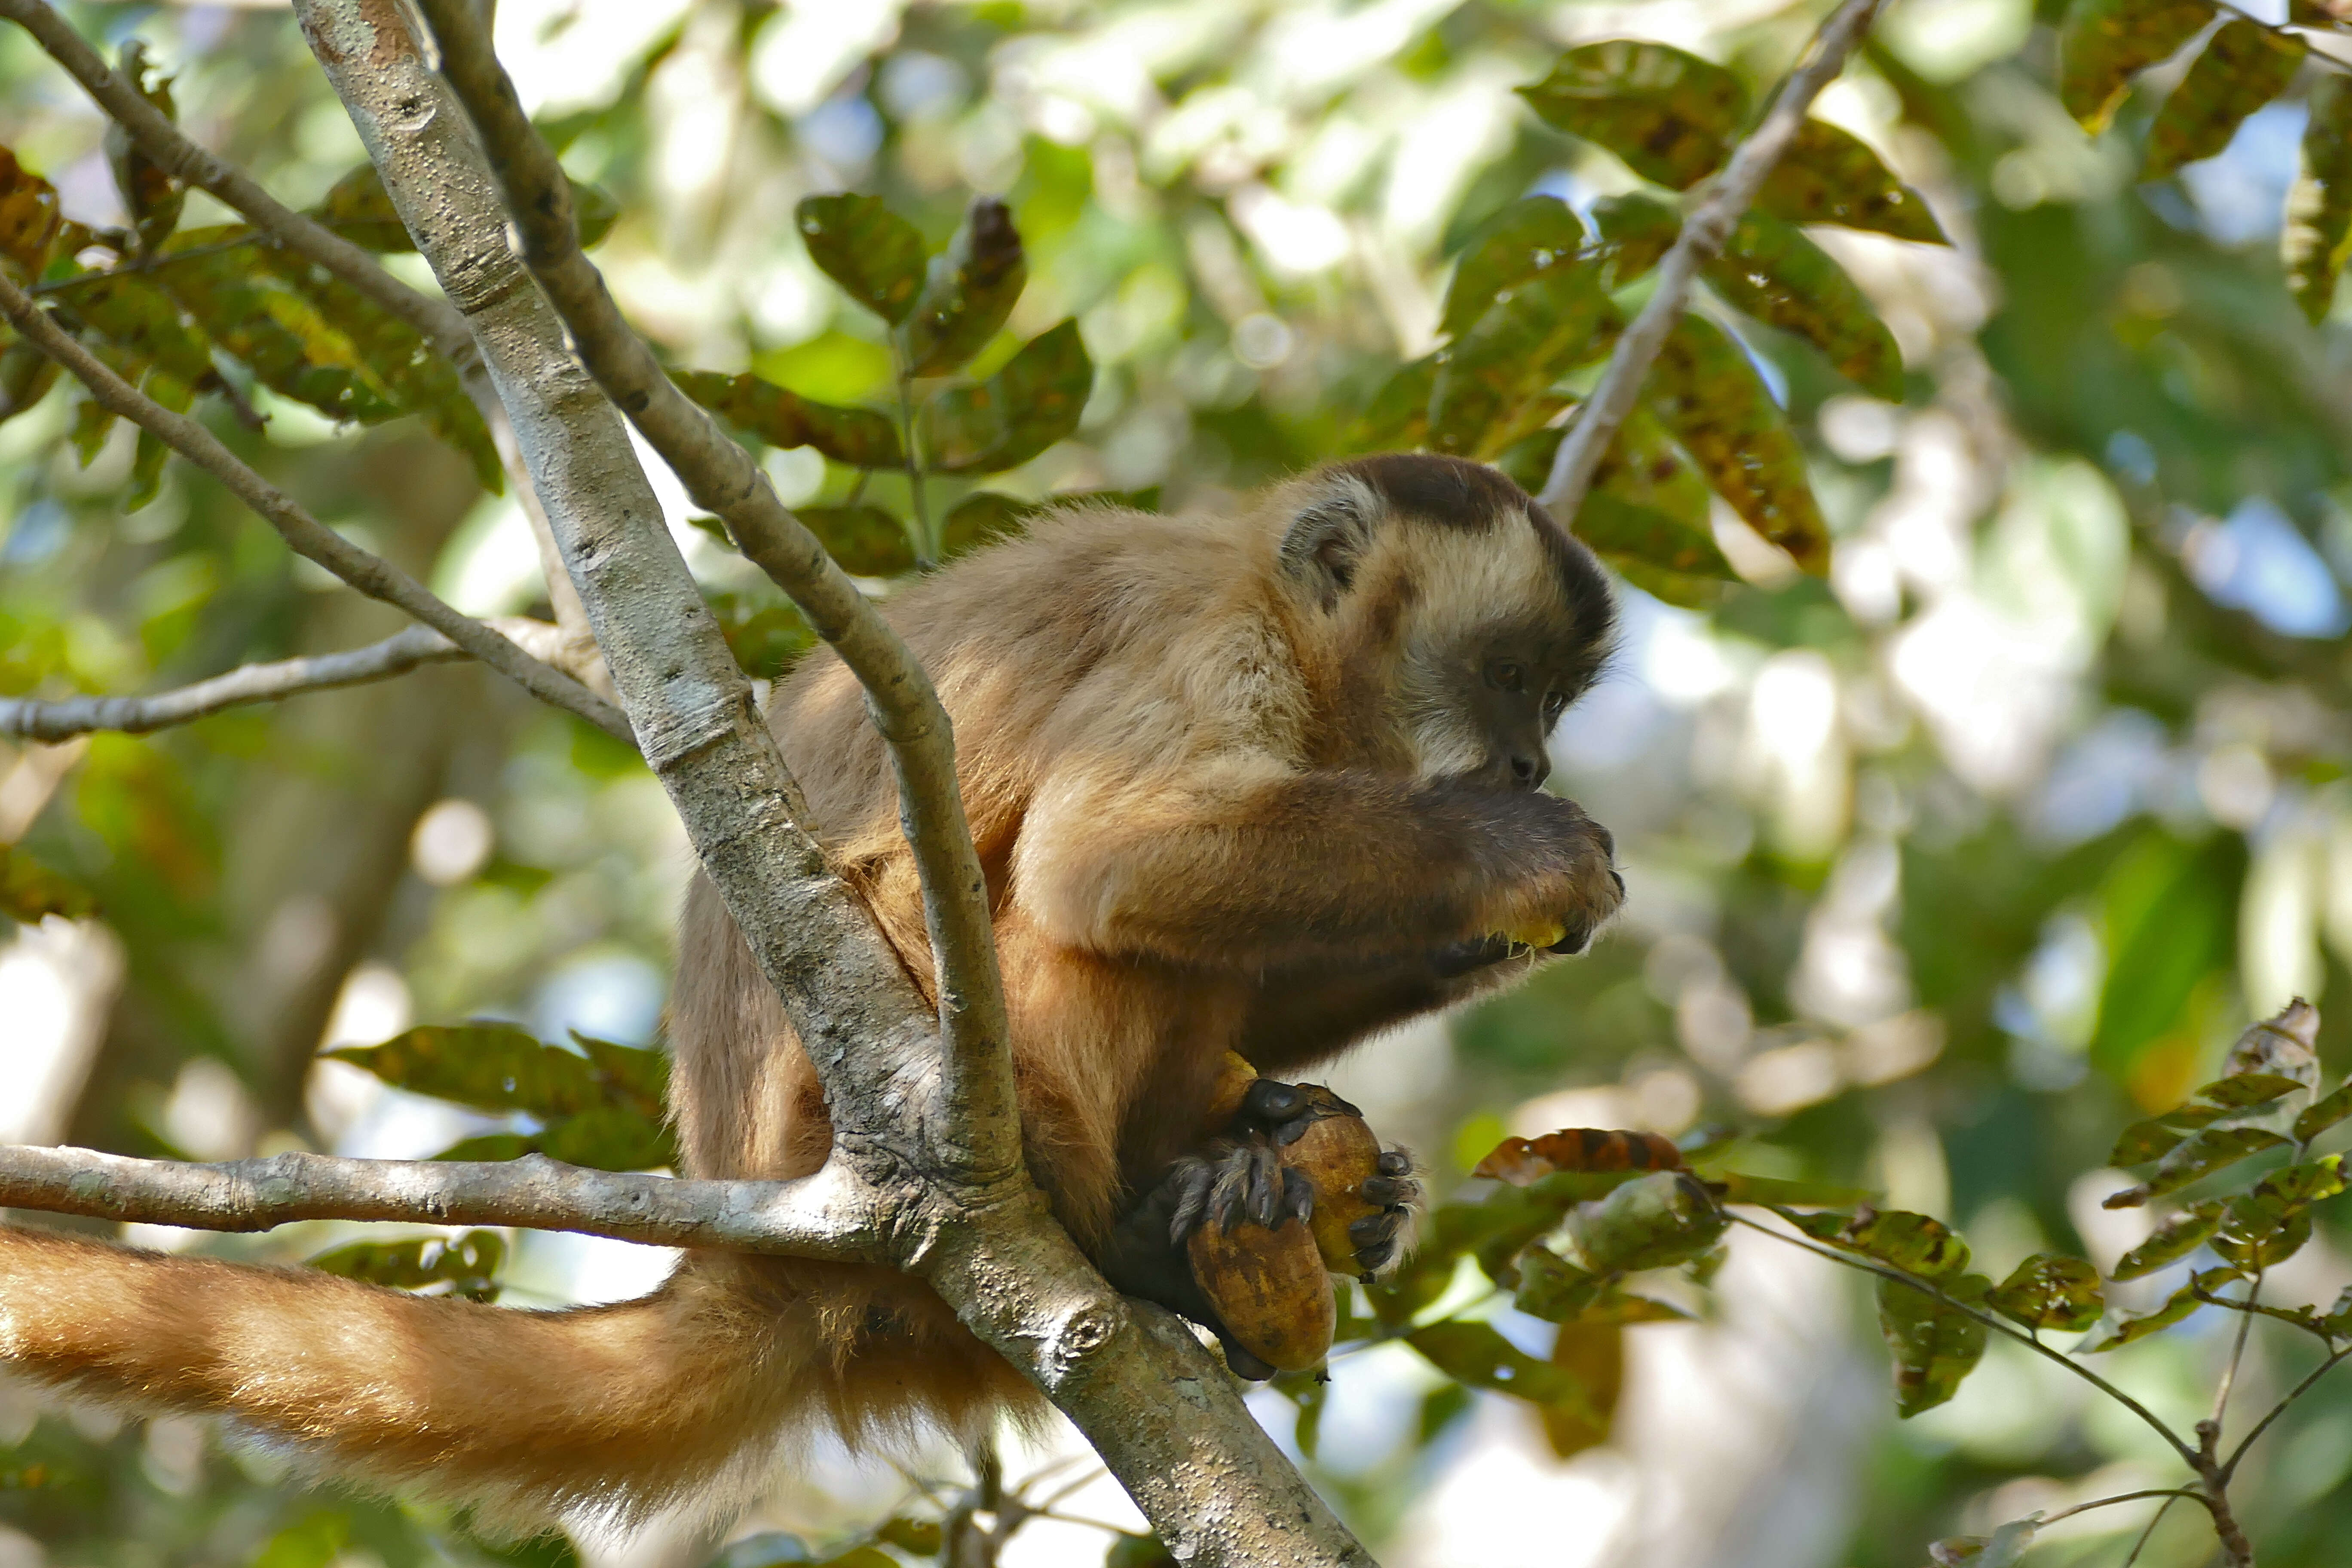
1277 453 1616 790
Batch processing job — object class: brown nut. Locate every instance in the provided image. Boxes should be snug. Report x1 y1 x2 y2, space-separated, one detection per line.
1283 1108 1385 1275
1185 1213 1335 1373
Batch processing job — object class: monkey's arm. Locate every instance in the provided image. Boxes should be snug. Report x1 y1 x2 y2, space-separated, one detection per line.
1017 761 1618 969
1238 940 1538 1074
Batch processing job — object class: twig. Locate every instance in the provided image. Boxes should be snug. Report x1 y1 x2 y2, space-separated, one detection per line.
1731 1212 2201 1466
1536 0 1884 530
2038 1488 2211 1527
0 0 469 364
2204 1268 2264 1456
413 0 1017 1170
0 1143 880 1260
2120 1496 2181 1568
2221 1343 2352 1483
0 270 634 743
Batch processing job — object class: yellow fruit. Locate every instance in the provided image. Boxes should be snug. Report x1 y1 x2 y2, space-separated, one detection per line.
1203 1050 1262 1129
1186 1214 1335 1372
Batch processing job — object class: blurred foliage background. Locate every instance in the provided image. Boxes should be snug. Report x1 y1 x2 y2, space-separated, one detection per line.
4 0 2352 1565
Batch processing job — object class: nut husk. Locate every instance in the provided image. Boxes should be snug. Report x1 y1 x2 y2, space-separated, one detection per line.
1284 1108 1385 1274
1186 1214 1335 1372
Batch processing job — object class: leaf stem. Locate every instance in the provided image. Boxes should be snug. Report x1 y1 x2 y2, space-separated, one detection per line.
2221 1342 2352 1484
897 356 934 566
2039 1488 2210 1528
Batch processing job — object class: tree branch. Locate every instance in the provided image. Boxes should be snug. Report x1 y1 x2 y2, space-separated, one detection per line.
1536 0 1885 526
0 619 579 740
0 0 469 363
0 1143 881 1261
0 268 633 743
413 0 1015 1161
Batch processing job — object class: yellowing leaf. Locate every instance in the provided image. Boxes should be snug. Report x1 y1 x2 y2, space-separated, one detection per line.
1577 492 1737 597
1518 41 1745 191
1709 208 1904 398
2059 0 2216 133
922 318 1093 475
152 230 401 423
1566 1170 1726 1274
2143 20 2306 181
1540 1320 1623 1460
1758 121 1948 245
796 193 928 325
671 369 905 469
1783 1205 1973 1278
1429 266 1612 459
0 843 96 922
1440 195 1587 340
902 196 1026 377
1878 1272 1989 1416
50 270 215 388
1643 315 1829 572
0 146 62 281
1983 1253 2103 1331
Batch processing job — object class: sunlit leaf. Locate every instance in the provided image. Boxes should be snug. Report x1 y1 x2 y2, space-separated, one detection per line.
1439 195 1587 340
2223 998 2322 1091
2081 1269 2235 1351
1347 353 1436 451
2110 1200 2224 1279
1407 1321 1593 1414
1877 1271 1989 1416
939 490 1038 560
1576 492 1738 596
2089 830 2245 1073
1517 41 1745 191
1707 208 1905 399
796 504 917 578
1983 1253 2103 1331
1590 192 1682 286
922 318 1093 474
2102 1127 2289 1209
104 43 183 257
0 843 97 922
1643 314 1829 571
2058 0 2216 133
1780 1205 1972 1278
902 196 1026 377
2295 1075 2352 1141
306 1229 504 1302
1758 121 1948 245
2143 20 2306 181
671 369 905 469
796 193 928 325
1567 1170 1726 1274
152 230 401 423
2286 74 2352 325
254 1515 349 1568
1428 266 1612 459
0 146 63 281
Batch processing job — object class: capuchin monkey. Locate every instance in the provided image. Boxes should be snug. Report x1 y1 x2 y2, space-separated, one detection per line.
0 453 1622 1523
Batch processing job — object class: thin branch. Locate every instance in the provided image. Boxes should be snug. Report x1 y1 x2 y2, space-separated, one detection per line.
2221 1343 2352 1483
414 0 1017 1170
1731 1212 2202 1466
0 1143 880 1262
0 0 469 364
2038 1489 2211 1527
0 269 633 743
2205 1268 2264 1454
2120 1496 2181 1568
1537 0 1884 533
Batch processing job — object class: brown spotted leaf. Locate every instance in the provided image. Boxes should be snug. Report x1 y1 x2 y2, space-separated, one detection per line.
2286 74 2352 324
902 196 1026 377
1567 1170 1726 1274
2110 1200 2225 1280
1577 493 1738 600
1590 193 1682 288
1429 265 1613 460
49 270 215 388
1643 315 1829 572
1707 208 1905 398
1782 1205 1973 1279
672 368 905 469
796 193 928 325
1440 195 1587 340
1517 41 1746 190
794 504 916 578
2102 1127 2289 1209
1758 121 1947 245
0 147 63 281
1984 1253 2104 1332
923 319 1093 475
2059 0 2217 133
1877 1271 1989 1416
1475 1127 1687 1184
2143 20 2306 181
151 229 401 423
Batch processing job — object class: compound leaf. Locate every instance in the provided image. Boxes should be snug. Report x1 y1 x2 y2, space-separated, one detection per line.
1429 265 1612 459
1708 208 1905 398
2059 0 2216 133
1781 1205 1972 1278
1758 120 1948 245
1984 1253 2104 1332
1518 41 1745 191
2102 1127 2288 1209
2110 1200 2224 1279
1643 315 1829 571
2143 20 2306 181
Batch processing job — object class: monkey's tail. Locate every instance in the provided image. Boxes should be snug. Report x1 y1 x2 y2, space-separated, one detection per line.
0 1225 816 1525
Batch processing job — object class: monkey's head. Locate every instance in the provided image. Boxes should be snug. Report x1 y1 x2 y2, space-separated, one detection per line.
1271 453 1616 790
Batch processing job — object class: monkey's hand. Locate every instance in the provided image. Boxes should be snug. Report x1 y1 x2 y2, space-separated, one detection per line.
1467 791 1623 958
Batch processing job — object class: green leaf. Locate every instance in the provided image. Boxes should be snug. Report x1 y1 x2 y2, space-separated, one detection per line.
2110 1201 2225 1279
922 318 1093 475
1590 193 1682 287
2296 1076 2352 1142
1103 1533 1176 1568
1575 490 1736 588
523 1103 678 1173
874 1519 943 1556
1513 1245 1605 1322
306 1228 505 1302
0 338 60 425
2089 831 2245 1074
327 1023 600 1114
2102 1127 2289 1209
0 843 97 922
70 389 114 466
2143 20 2306 181
2190 1071 2307 1109
796 193 928 325
0 145 64 281
939 490 1038 560
104 44 183 257
1983 1253 2103 1331
2110 1118 2189 1167
1346 353 1436 451
1780 1205 1973 1278
1702 1171 1879 1207
127 368 191 510
1271 1366 1327 1460
2286 75 2352 325
152 230 402 423
312 162 413 251
1643 314 1830 571
2059 0 2217 132
1707 208 1905 399
1567 1170 1726 1273
901 196 1026 377
1428 265 1612 459
704 591 815 680
2208 1156 2346 1269
1518 42 1745 191
1757 121 1948 245
794 504 916 578
1406 1321 1593 1413
254 1515 350 1568
2081 1270 2233 1351
1927 1519 2040 1568
1877 1272 1989 1416
670 369 905 469
1439 195 1587 341
51 270 216 389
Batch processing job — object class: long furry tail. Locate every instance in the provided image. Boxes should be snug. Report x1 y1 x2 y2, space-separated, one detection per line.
0 1226 807 1524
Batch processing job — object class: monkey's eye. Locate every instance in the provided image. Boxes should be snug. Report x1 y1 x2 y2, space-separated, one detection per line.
1485 660 1527 693
1543 690 1568 721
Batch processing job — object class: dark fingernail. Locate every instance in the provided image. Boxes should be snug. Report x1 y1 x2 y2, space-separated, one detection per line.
1360 1176 1401 1203
1376 1151 1411 1176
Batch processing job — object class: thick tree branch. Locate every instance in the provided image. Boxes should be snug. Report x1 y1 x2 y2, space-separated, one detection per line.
0 618 575 740
0 1143 882 1261
414 0 1015 1157
0 268 633 742
1537 0 1885 524
0 0 469 362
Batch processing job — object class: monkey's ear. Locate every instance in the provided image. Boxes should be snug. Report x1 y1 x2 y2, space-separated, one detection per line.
1279 475 1383 610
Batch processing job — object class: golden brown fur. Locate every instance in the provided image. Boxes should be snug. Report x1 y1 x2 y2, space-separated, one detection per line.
0 455 1620 1522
